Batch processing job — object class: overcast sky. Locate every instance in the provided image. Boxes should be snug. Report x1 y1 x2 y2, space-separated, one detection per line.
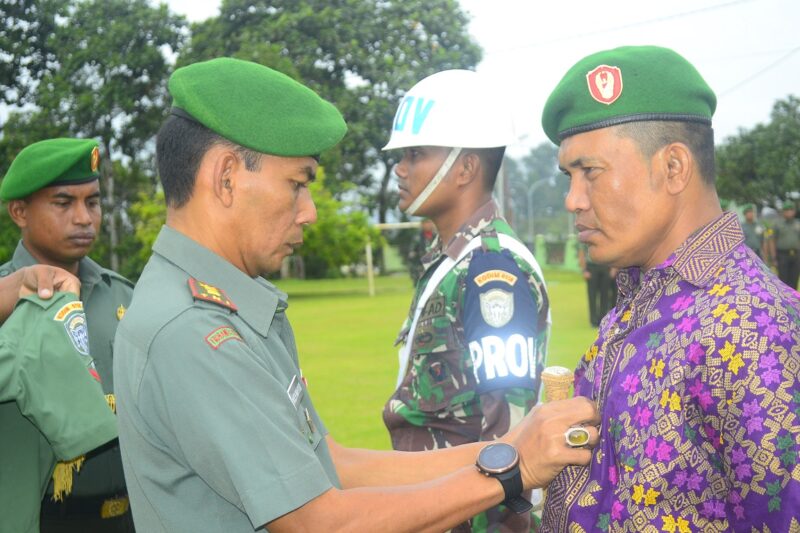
166 0 799 156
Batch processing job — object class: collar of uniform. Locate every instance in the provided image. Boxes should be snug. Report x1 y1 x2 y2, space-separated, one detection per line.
152 226 281 337
425 199 500 265
617 211 744 294
11 241 103 295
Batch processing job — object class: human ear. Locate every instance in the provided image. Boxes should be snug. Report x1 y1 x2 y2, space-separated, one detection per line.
211 151 238 208
7 199 28 229
456 152 481 186
662 142 692 196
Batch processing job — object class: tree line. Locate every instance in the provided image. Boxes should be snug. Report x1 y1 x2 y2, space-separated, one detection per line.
1 1 797 280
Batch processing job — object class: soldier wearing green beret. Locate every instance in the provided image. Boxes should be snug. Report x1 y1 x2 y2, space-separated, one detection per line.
113 57 599 532
767 200 800 288
740 203 766 258
0 138 135 531
539 45 800 531
0 284 118 533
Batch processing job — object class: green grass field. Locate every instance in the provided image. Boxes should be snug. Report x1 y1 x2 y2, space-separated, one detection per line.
275 269 597 450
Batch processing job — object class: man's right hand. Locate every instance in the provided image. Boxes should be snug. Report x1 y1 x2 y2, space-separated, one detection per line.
507 397 600 489
18 265 81 298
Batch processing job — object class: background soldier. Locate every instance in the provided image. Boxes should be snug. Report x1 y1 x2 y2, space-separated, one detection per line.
0 138 135 531
578 244 617 327
768 200 800 289
740 203 765 258
382 69 550 532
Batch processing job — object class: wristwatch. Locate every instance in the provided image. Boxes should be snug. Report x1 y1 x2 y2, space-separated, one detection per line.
475 443 532 514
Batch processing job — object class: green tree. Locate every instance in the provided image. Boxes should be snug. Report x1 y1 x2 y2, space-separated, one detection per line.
300 168 382 278
716 95 800 205
0 0 66 108
178 0 482 222
1 0 186 274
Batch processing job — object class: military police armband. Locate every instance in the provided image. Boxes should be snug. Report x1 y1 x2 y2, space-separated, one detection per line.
462 251 541 394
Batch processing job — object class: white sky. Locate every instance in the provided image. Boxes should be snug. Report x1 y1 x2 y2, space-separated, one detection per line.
166 0 799 156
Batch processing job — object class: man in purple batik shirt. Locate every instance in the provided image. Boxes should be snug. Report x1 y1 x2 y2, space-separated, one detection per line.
539 45 800 532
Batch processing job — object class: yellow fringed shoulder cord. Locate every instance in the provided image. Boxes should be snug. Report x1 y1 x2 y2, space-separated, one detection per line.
51 393 116 501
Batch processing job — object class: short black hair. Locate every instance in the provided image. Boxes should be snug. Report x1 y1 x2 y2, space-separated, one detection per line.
613 121 716 185
464 146 506 191
156 115 263 208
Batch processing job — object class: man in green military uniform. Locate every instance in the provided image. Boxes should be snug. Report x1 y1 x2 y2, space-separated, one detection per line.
740 203 765 258
381 70 550 532
0 285 119 533
114 57 599 532
0 138 135 531
767 200 800 289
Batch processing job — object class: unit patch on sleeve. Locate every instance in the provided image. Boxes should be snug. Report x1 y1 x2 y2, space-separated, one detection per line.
204 326 242 350
479 289 514 328
188 278 238 312
53 301 90 356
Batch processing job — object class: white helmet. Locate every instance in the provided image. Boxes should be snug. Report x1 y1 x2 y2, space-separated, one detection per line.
382 69 516 151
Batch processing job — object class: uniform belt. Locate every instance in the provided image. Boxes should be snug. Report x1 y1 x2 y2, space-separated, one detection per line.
41 495 130 519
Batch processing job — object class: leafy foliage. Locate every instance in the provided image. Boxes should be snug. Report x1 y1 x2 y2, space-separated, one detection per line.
716 95 800 205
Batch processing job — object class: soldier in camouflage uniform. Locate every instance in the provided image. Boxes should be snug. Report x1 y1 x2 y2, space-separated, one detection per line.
382 70 550 532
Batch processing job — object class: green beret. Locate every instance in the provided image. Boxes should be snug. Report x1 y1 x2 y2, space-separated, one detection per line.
782 200 796 210
542 46 716 145
742 203 755 213
0 138 100 201
168 57 347 157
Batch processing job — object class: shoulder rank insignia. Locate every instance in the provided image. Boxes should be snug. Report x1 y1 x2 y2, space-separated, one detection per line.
188 278 238 312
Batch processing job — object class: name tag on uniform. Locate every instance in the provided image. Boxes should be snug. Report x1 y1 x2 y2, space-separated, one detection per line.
287 375 303 408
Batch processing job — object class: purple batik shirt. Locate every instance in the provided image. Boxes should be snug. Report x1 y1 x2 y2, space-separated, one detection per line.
542 212 800 532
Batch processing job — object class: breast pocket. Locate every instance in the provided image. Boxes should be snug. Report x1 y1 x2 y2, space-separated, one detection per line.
407 345 476 413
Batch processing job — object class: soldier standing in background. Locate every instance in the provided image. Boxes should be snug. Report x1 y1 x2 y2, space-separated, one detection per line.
740 203 765 259
382 70 550 532
768 200 800 289
0 138 135 531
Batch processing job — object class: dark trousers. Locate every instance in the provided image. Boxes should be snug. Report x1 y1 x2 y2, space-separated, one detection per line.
586 264 616 327
777 249 800 290
40 497 135 533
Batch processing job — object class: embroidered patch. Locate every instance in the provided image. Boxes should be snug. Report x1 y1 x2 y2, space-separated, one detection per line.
474 269 518 287
188 278 237 312
53 301 84 321
204 326 242 350
586 64 623 105
419 294 446 321
64 312 90 356
116 304 126 321
479 289 514 328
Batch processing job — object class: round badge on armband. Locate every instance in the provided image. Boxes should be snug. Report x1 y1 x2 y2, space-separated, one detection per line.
565 426 590 448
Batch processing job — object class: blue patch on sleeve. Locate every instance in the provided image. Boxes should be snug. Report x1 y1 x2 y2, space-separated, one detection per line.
463 249 541 394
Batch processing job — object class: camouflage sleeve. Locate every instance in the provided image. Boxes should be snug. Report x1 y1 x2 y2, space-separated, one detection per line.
463 249 541 439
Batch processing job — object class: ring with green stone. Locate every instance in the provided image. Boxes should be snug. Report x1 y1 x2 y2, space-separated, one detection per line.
565 426 590 448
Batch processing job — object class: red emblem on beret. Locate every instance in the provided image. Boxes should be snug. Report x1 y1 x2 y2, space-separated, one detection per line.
586 65 623 105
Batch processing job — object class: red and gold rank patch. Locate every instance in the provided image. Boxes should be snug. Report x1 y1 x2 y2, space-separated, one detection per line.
205 326 243 350
188 278 238 312
474 269 518 287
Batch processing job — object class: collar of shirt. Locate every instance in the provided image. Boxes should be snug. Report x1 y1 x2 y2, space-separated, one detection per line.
616 211 745 299
151 226 284 337
11 240 105 298
420 199 500 271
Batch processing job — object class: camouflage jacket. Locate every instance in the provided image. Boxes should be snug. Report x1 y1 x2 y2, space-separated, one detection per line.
383 200 549 532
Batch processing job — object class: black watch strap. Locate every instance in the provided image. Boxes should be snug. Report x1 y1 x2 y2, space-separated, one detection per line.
497 467 532 514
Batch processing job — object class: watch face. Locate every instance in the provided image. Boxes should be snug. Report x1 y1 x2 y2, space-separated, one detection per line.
478 443 518 474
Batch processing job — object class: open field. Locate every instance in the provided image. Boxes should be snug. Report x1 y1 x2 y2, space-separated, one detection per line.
275 269 598 449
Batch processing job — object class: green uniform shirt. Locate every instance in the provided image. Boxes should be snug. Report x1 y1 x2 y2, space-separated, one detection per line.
114 226 338 532
0 242 133 497
0 292 118 533
773 216 800 251
741 220 764 255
